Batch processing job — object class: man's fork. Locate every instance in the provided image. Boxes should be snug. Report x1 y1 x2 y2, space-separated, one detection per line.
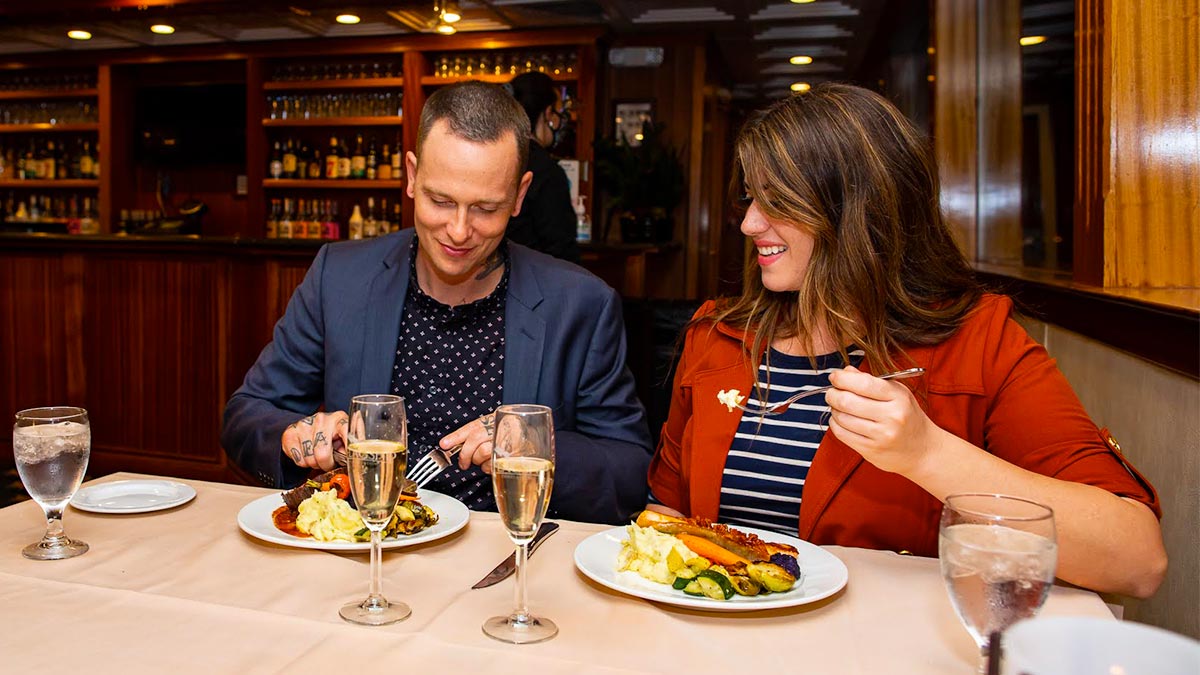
407 443 464 489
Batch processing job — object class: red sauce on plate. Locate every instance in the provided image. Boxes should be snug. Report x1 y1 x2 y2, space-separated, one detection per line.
272 505 310 538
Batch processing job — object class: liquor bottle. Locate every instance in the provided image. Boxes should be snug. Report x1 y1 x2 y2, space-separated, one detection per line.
323 200 341 239
337 136 352 179
325 136 340 179
366 137 377 180
92 140 101 179
350 134 366 179
278 198 294 239
24 141 37 179
392 199 402 230
79 140 94 179
306 199 322 238
378 198 390 235
69 138 82 179
293 198 308 239
296 142 309 180
308 148 323 179
79 197 98 235
42 141 56 181
56 141 67 180
282 138 298 179
117 209 130 235
363 197 377 237
269 141 283 178
575 196 591 243
391 135 402 178
348 203 363 240
378 144 392 180
266 199 280 238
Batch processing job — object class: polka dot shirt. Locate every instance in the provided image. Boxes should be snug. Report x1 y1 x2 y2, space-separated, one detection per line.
390 238 507 511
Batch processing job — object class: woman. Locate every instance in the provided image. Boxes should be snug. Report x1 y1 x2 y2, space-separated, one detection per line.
505 71 579 263
648 84 1166 598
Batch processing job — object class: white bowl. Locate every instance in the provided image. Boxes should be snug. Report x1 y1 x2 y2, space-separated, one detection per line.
1002 616 1200 675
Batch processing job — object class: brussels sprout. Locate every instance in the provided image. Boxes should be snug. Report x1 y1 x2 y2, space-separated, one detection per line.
746 562 797 593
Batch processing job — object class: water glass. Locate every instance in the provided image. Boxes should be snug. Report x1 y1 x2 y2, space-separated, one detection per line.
482 404 557 644
939 493 1057 673
339 394 410 626
14 407 91 560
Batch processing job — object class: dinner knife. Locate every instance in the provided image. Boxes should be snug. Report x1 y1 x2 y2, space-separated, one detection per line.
472 521 560 589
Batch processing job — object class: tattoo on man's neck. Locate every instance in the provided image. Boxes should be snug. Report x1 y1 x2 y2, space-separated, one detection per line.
475 250 503 281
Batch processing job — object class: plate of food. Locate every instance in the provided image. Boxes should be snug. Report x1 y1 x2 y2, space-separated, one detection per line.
237 469 469 551
573 510 848 611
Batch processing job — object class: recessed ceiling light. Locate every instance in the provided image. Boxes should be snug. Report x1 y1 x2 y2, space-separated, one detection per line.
67 29 92 40
435 21 456 35
150 24 175 35
791 82 811 92
791 0 817 4
789 55 813 65
440 0 461 23
336 14 361 25
1019 35 1047 46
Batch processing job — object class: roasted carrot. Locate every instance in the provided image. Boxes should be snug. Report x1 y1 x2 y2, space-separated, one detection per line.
328 473 351 500
676 533 750 567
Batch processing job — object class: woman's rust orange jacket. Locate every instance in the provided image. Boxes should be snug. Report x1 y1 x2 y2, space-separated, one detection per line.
648 294 1160 557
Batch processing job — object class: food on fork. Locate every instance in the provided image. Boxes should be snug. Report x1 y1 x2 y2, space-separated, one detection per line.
272 468 438 542
716 389 746 412
616 510 801 600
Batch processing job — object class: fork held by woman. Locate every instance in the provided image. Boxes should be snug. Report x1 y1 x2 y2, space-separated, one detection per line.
734 367 925 416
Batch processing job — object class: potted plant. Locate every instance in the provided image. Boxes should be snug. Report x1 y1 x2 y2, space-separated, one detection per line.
593 120 685 244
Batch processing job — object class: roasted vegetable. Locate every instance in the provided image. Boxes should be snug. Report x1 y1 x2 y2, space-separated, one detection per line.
676 533 750 567
693 569 735 600
747 561 797 593
727 575 763 596
770 552 801 579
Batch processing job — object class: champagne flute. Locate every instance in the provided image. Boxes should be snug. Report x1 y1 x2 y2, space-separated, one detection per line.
482 404 557 644
14 407 91 560
939 493 1057 673
339 394 410 626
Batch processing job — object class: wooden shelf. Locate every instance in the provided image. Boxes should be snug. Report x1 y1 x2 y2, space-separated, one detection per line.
263 179 404 189
0 179 99 188
0 88 98 101
0 122 99 133
262 117 402 127
419 73 577 85
263 78 403 91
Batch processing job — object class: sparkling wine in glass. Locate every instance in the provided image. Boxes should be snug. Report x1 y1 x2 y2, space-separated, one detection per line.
939 493 1057 673
482 404 557 644
14 407 91 560
339 394 410 626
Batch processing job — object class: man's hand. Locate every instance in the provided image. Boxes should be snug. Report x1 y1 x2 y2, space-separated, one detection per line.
281 412 348 472
440 413 496 474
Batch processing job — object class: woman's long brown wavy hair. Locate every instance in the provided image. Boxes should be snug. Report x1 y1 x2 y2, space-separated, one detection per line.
704 83 981 374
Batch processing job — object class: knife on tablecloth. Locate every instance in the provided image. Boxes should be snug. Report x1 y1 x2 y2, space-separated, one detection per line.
472 521 560 589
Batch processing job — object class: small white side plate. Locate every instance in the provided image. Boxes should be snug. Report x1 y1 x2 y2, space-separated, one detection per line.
71 479 197 514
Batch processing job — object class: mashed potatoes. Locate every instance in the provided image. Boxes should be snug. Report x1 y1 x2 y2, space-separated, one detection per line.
295 489 365 542
617 524 703 585
716 389 745 412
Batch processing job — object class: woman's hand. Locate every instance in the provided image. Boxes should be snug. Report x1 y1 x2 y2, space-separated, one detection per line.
825 366 939 476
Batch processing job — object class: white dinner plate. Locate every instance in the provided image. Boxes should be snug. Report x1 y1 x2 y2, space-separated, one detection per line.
573 524 848 612
70 479 197 514
236 489 469 551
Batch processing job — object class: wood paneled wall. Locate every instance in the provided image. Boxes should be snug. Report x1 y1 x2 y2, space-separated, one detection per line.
975 0 1024 265
1081 0 1199 288
0 240 317 482
932 0 979 256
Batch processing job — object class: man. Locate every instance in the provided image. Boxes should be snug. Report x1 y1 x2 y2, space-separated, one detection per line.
222 82 651 524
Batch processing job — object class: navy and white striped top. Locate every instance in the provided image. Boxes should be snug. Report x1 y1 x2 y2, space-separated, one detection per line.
716 347 864 536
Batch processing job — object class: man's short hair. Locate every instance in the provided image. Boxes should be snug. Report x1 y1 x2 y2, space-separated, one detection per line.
416 81 530 175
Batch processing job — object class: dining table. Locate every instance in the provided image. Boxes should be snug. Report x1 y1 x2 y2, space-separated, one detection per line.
0 472 1116 674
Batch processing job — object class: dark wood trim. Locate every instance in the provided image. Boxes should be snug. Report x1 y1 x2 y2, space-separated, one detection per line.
976 270 1199 380
1074 0 1106 286
0 233 326 257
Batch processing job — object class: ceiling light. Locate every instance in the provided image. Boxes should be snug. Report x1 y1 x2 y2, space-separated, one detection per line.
150 24 175 35
791 0 817 3
435 21 456 35
789 55 813 65
440 0 461 23
336 14 361 25
67 30 92 40
791 82 811 92
1019 35 1047 46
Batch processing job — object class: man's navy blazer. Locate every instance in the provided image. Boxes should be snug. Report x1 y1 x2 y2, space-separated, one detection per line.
221 229 652 524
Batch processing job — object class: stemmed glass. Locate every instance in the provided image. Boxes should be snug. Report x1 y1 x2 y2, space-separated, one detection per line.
339 394 411 626
14 407 91 560
939 493 1058 673
482 404 557 644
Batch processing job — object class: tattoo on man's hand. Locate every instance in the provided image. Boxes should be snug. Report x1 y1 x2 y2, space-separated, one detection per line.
302 440 314 457
290 448 301 463
314 431 326 447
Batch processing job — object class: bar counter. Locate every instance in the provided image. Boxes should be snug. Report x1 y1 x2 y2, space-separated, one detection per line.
1 232 324 482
